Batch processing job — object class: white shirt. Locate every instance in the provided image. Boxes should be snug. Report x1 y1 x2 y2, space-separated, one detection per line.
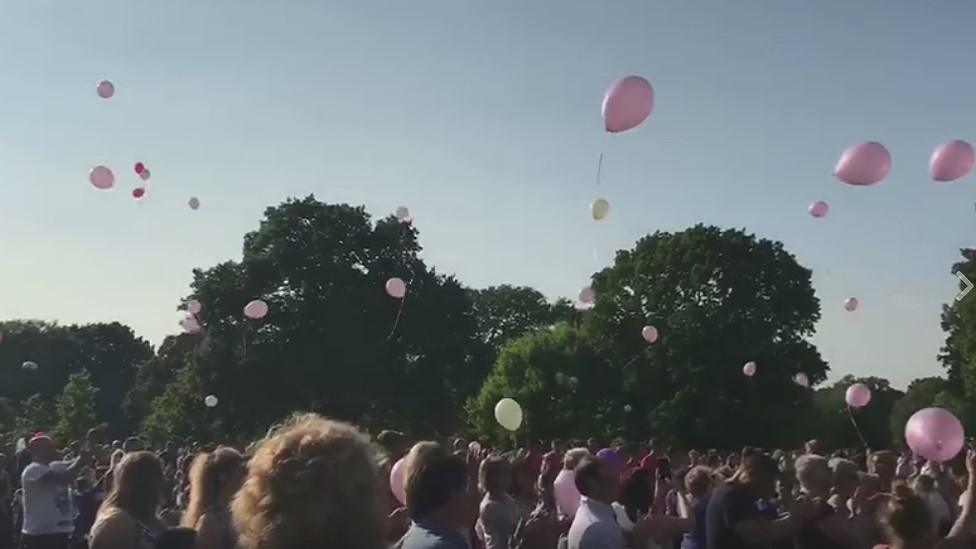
568 497 626 549
21 461 74 535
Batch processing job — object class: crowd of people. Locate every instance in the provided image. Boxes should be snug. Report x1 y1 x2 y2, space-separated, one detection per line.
0 418 973 549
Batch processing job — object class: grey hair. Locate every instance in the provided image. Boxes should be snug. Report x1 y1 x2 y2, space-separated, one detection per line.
795 454 831 492
829 458 859 482
563 448 591 470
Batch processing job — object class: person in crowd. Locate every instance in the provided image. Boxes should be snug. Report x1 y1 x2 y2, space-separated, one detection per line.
913 475 952 536
705 451 818 549
640 439 660 479
804 440 824 457
0 454 13 549
21 434 89 549
827 458 860 518
512 452 566 549
569 456 658 549
478 456 524 549
508 455 537 514
232 413 385 549
681 466 712 549
792 454 857 549
612 467 691 549
72 469 104 548
398 442 478 549
181 448 245 549
871 451 898 493
89 452 165 549
877 449 976 549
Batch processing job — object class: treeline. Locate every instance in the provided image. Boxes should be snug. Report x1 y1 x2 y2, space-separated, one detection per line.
2 196 973 450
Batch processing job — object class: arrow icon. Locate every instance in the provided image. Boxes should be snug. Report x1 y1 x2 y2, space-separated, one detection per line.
956 272 974 302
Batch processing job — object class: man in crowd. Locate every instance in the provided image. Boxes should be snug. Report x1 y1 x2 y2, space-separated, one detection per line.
568 455 656 549
398 442 479 549
20 434 88 549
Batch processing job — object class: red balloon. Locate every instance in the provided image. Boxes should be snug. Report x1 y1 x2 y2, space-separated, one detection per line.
134 162 146 174
132 187 146 199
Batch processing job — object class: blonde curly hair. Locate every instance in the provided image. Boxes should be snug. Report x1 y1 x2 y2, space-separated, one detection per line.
231 413 385 549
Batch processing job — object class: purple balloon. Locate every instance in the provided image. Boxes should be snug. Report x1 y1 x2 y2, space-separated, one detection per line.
905 407 965 463
845 383 871 408
930 140 975 182
89 165 115 190
596 448 624 472
834 142 891 186
602 76 654 133
808 200 829 218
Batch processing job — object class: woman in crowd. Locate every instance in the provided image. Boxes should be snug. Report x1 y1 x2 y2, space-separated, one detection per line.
680 466 711 549
181 447 245 549
512 450 566 549
89 451 166 549
613 467 691 549
478 456 525 549
231 413 386 549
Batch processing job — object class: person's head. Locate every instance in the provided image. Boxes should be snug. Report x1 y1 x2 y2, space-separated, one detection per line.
550 439 563 453
232 413 384 549
830 458 860 499
27 434 58 463
182 447 246 528
881 484 937 547
619 467 651 520
376 430 407 461
804 439 824 456
685 466 712 499
794 454 832 496
101 451 164 523
123 436 144 453
859 472 882 499
647 438 658 453
452 438 467 452
562 448 590 471
574 456 619 505
586 438 600 452
913 474 937 495
688 449 701 465
403 442 478 529
165 441 175 451
111 440 122 451
731 452 779 498
537 452 560 501
479 456 511 497
872 450 897 482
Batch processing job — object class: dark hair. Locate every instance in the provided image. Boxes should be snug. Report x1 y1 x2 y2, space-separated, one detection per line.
882 484 934 544
155 527 197 549
620 468 651 522
574 456 603 497
100 451 164 523
404 443 468 520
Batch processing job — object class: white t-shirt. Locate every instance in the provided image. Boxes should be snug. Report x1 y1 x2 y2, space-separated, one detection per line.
21 461 74 535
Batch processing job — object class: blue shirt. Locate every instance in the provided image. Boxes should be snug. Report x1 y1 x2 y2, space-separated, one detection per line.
398 519 470 549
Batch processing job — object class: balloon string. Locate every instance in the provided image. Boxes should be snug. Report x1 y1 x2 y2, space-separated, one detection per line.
595 152 604 186
387 296 407 340
847 406 868 448
620 351 644 370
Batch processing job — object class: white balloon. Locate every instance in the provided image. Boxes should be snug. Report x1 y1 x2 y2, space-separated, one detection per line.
494 398 523 431
591 198 610 221
22 361 38 371
204 395 219 408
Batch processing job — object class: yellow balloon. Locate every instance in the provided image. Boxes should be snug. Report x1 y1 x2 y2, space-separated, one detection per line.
591 198 610 221
494 398 523 431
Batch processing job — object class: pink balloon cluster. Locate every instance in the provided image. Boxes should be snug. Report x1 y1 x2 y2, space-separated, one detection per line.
905 407 965 463
845 383 871 408
602 76 654 133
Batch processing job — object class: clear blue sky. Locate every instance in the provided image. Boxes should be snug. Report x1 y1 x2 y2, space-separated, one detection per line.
0 1 974 389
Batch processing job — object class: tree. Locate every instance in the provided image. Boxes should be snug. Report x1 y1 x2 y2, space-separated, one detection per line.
151 197 482 438
469 286 575 349
940 246 976 421
55 370 99 442
586 225 828 448
806 375 904 450
142 366 212 444
16 394 55 436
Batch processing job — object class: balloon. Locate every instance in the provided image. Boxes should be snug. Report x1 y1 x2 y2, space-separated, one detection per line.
578 287 594 304
386 277 406 299
204 395 219 408
793 373 809 388
568 376 579 387
187 299 202 315
596 448 624 472
602 76 654 133
89 166 115 190
395 206 411 222
641 325 659 344
845 383 871 408
21 361 38 370
494 398 523 431
930 140 975 182
188 197 200 210
844 297 859 312
468 441 482 455
591 198 610 221
834 142 891 186
623 404 633 413
742 361 757 377
808 200 829 218
132 187 145 199
243 299 269 320
96 80 115 99
553 469 582 517
139 169 151 181
390 457 408 504
905 407 965 463
134 162 146 175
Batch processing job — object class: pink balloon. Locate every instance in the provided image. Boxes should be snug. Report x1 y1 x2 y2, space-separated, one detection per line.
844 297 859 312
243 299 269 320
845 383 872 408
602 76 654 133
553 469 581 517
578 287 594 304
808 200 829 218
183 317 201 334
188 197 200 210
930 140 975 182
641 325 658 344
389 457 407 505
386 277 406 299
793 372 809 388
905 407 965 463
834 142 891 186
742 361 757 377
187 299 202 315
89 166 115 190
96 80 115 99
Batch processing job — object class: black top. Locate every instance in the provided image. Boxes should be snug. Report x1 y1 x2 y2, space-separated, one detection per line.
705 482 761 549
794 501 846 549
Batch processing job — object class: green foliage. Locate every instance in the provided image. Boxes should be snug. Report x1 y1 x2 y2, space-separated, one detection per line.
806 375 904 450
469 286 575 349
16 394 55 435
141 366 211 443
889 377 950 446
55 370 99 443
